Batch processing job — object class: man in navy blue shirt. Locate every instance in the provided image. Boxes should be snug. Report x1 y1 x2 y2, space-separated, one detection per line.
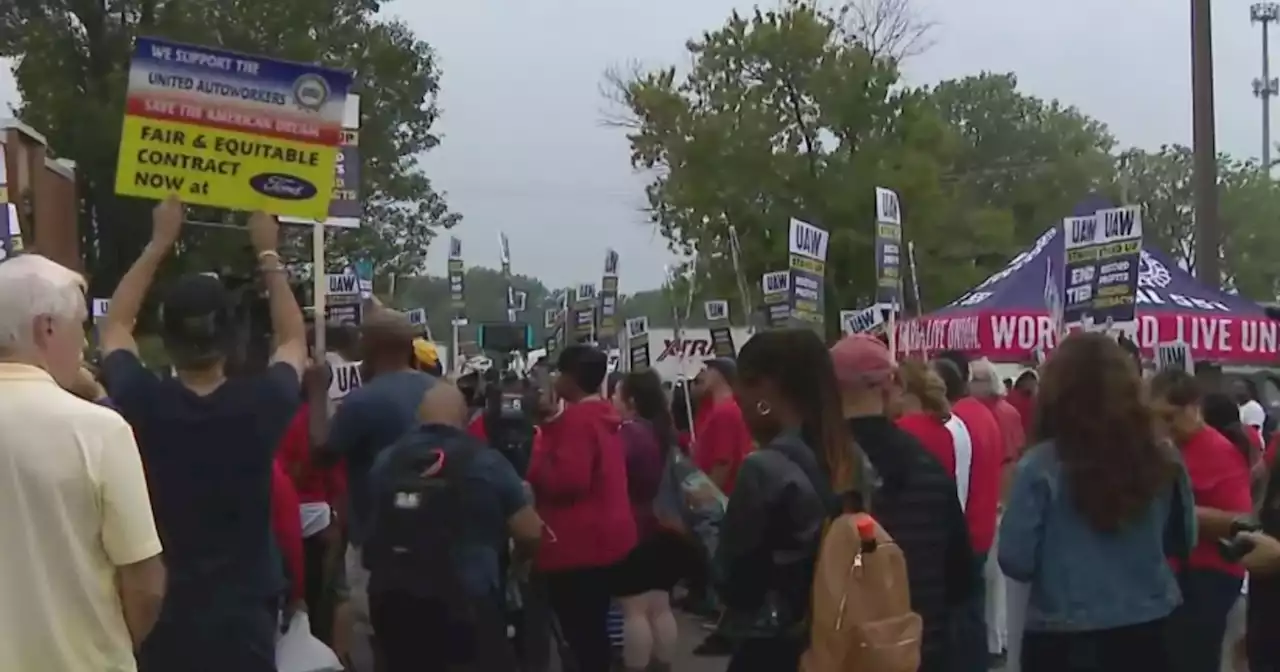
315 309 435 667
99 198 308 672
365 382 542 670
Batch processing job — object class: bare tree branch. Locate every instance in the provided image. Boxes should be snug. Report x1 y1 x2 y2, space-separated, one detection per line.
827 0 936 61
598 60 648 130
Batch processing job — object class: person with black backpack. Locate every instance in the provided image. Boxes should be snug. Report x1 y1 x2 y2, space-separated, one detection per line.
364 382 544 671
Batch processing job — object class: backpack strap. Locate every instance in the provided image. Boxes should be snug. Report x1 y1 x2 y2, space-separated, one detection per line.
944 414 974 512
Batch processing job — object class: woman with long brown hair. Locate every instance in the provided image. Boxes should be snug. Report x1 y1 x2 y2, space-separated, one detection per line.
715 328 857 672
998 332 1193 672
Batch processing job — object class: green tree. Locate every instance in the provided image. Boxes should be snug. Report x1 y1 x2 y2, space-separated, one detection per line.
1117 145 1280 299
388 265 716 346
394 267 553 346
923 73 1118 246
1114 145 1194 266
0 0 457 301
607 2 992 329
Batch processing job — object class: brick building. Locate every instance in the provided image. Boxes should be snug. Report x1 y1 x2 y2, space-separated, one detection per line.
1 119 80 271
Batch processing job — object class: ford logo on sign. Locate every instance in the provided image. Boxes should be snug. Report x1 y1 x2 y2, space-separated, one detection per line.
248 173 318 200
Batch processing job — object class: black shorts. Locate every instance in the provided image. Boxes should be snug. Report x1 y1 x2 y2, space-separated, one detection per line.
611 532 685 598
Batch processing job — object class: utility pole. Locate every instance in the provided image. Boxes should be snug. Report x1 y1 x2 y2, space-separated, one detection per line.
1253 3 1279 171
1192 0 1221 286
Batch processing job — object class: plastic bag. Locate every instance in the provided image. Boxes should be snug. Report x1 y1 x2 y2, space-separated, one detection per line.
276 612 343 672
654 449 725 556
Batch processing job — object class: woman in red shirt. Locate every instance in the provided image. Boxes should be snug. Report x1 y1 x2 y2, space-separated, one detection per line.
1151 372 1253 672
277 402 348 647
896 359 957 468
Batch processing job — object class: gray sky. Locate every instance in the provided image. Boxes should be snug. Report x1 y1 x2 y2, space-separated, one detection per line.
0 0 1269 290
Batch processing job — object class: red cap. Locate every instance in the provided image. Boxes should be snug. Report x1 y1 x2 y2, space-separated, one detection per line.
830 334 896 389
854 513 877 540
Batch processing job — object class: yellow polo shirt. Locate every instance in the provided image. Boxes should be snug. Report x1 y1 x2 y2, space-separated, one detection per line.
0 363 163 671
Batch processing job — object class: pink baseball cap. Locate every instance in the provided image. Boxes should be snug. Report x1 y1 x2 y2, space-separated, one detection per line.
830 334 896 388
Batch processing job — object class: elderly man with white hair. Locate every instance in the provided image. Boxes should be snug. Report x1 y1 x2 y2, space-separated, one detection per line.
0 253 166 671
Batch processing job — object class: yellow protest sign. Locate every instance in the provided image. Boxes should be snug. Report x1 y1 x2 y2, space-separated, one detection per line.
114 37 353 219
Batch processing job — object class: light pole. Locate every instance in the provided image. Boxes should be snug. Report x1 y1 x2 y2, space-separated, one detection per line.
1192 0 1220 285
1252 3 1279 170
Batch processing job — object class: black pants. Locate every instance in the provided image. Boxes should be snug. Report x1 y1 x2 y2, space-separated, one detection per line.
726 636 804 672
1166 569 1243 672
1022 618 1170 672
517 575 553 672
949 551 989 672
369 590 515 672
303 534 338 644
138 597 278 672
545 566 614 672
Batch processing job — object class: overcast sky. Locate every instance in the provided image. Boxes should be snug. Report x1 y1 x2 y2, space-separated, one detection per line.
0 0 1270 290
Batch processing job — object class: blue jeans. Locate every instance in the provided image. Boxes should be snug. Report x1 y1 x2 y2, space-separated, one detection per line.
951 551 989 672
1166 569 1243 672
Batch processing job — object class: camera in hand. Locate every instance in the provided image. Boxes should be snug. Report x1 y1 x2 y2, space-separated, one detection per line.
1217 519 1262 563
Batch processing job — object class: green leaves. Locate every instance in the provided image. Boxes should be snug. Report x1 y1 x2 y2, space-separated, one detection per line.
609 4 933 336
1118 146 1280 300
0 0 455 300
611 0 1280 317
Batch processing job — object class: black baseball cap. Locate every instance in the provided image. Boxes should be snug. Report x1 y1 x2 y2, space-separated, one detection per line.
159 273 236 365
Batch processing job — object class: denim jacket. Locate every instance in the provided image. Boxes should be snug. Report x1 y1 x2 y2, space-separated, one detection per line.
998 441 1196 632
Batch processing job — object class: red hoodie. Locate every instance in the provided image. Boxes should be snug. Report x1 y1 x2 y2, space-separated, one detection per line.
528 398 637 572
270 460 305 603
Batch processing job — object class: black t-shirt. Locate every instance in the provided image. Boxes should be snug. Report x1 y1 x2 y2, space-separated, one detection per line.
102 351 300 601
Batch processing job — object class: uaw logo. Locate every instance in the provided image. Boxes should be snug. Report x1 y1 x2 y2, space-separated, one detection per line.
1137 250 1171 289
704 300 729 321
627 316 649 338
291 74 330 111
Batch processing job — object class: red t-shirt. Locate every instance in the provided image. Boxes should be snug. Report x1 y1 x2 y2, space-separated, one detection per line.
897 412 956 473
950 397 1004 554
1182 425 1253 577
1006 389 1036 440
1246 425 1264 462
277 404 347 505
693 396 753 495
467 415 487 441
270 460 306 603
984 398 1026 463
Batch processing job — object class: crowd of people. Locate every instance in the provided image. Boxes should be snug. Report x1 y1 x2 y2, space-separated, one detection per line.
1 198 1279 672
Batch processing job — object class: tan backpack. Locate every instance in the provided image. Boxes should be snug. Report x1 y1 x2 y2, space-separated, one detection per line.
800 512 922 672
